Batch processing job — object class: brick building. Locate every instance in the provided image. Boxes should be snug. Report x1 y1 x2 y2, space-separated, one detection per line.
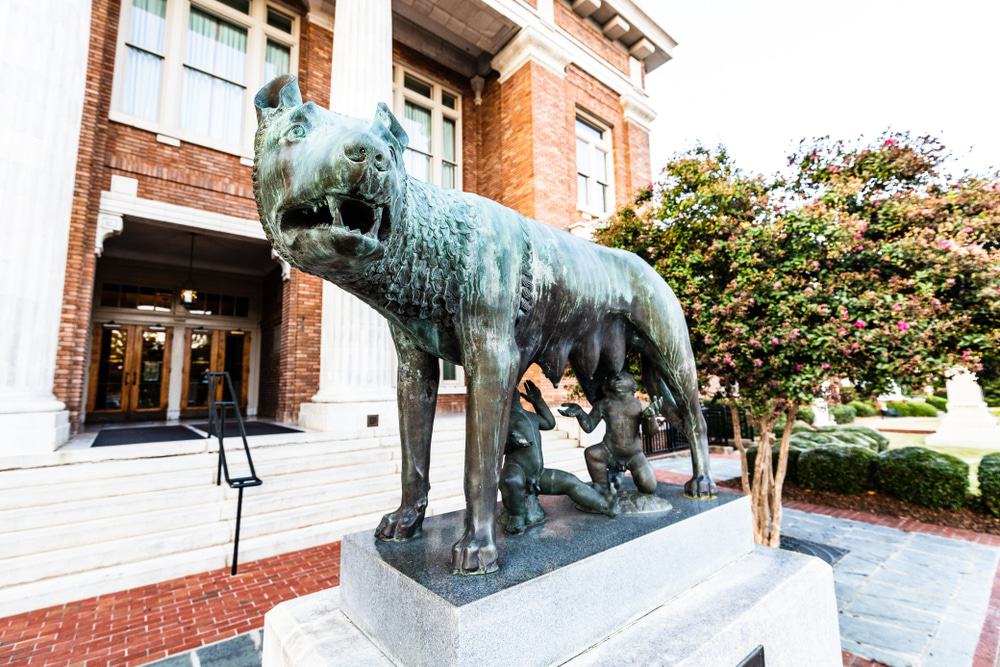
3 0 669 453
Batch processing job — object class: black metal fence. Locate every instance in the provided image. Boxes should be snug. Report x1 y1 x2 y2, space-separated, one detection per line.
642 404 755 457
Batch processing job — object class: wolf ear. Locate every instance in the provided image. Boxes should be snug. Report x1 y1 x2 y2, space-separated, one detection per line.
373 102 409 152
254 75 302 121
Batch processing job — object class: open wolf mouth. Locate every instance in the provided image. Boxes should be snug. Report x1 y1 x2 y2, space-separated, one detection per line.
279 195 390 242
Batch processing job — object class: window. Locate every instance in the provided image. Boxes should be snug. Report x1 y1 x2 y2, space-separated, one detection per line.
575 114 614 217
112 0 298 156
392 66 462 189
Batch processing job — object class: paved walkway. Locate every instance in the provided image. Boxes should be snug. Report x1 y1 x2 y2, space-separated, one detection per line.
784 509 999 666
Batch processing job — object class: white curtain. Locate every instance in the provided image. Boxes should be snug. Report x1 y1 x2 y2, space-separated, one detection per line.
182 7 247 146
120 0 166 120
264 41 290 82
403 101 432 182
442 118 456 188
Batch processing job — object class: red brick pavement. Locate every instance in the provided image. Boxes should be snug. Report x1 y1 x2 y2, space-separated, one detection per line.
0 542 340 667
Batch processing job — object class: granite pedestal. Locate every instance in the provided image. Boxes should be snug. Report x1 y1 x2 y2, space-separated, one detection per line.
262 484 841 666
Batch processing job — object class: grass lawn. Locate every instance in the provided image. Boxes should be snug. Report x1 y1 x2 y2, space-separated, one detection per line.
882 430 998 493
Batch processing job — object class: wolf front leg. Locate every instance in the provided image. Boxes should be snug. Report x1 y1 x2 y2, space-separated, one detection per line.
451 341 519 575
375 325 440 541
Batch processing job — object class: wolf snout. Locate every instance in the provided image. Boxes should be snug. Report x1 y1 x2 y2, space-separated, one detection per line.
342 134 388 171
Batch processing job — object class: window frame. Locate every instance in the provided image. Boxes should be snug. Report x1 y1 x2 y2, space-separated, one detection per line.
392 65 465 392
110 0 300 158
574 110 615 218
391 64 463 191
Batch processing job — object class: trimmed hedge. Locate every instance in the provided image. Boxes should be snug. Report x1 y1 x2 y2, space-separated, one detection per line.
876 447 969 509
848 400 878 417
798 446 877 494
794 425 887 452
834 425 890 452
979 453 1000 517
832 404 857 424
886 400 938 417
924 395 948 412
798 405 815 426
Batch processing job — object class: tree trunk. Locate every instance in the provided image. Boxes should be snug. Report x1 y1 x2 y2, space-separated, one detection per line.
767 403 799 547
729 402 749 495
750 414 773 544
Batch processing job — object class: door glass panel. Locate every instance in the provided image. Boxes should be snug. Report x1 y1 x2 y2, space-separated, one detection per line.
136 329 167 409
187 331 212 407
224 332 246 404
94 327 128 410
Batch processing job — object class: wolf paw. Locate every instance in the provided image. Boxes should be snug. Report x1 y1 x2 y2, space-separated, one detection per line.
684 474 718 499
374 502 425 541
451 530 498 575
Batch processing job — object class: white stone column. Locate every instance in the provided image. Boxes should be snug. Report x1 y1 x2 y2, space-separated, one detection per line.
0 0 91 455
298 0 399 433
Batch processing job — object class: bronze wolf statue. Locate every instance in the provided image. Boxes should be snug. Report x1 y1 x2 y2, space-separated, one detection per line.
252 75 716 575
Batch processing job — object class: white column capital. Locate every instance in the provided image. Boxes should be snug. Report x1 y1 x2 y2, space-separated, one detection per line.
491 25 572 84
620 90 656 133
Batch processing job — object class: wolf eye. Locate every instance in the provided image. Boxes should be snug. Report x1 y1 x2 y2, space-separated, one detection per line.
285 124 306 142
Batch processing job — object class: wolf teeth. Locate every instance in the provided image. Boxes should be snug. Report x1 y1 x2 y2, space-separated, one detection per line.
367 206 383 239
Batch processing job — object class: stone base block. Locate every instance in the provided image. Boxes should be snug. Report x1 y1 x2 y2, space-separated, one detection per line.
0 404 69 455
298 399 398 434
263 484 840 666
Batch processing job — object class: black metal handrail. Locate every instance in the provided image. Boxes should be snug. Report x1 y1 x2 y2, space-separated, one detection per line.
206 371 262 575
642 405 756 457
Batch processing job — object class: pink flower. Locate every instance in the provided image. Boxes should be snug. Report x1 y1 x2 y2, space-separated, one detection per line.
892 302 903 311
838 327 847 336
821 363 831 370
883 138 896 147
770 337 780 345
962 350 972 361
752 358 763 368
795 364 803 372
853 320 867 328
897 321 909 331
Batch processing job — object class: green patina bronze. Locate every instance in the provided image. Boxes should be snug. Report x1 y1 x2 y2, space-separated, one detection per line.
252 75 716 576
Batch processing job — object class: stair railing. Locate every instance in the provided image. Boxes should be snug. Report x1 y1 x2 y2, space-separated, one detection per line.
206 371 263 575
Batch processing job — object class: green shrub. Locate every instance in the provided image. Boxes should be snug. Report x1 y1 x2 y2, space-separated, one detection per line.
924 395 948 412
835 425 890 452
876 447 969 509
798 405 815 426
848 400 878 417
745 442 810 484
979 453 1000 517
798 446 877 494
886 400 938 417
832 404 857 424
773 419 814 438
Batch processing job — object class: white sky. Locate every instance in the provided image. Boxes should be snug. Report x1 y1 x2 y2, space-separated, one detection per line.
639 0 1000 178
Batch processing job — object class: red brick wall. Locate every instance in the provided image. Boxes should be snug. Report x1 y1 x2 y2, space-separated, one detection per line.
55 0 120 429
554 1 630 76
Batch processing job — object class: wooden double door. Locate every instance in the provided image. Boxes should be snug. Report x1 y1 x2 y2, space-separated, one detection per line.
181 328 251 417
87 324 251 422
87 324 172 421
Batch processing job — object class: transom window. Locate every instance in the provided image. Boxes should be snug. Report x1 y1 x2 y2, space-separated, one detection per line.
112 0 298 156
575 114 614 217
392 66 462 189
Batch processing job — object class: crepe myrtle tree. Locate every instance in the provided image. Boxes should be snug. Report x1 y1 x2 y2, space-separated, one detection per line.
596 137 997 545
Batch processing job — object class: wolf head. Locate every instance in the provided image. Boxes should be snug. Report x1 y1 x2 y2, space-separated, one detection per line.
252 75 409 278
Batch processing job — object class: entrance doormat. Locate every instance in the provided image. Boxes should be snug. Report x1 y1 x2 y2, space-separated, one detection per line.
92 425 204 447
191 421 302 438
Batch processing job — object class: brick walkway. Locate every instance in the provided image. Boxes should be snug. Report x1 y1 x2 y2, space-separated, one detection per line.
0 543 340 666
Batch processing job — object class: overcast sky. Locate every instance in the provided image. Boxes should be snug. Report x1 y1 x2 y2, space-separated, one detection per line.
640 0 1000 179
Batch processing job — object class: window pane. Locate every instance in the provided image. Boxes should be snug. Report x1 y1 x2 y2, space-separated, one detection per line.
576 117 603 142
264 40 290 81
186 7 247 84
595 149 608 182
182 68 244 145
219 0 250 13
442 118 456 162
577 174 589 209
404 149 431 182
403 73 432 98
121 48 162 120
576 138 590 176
442 92 456 109
128 0 166 53
442 361 457 382
442 162 455 189
267 8 293 33
402 101 431 153
597 182 608 214
100 283 120 308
